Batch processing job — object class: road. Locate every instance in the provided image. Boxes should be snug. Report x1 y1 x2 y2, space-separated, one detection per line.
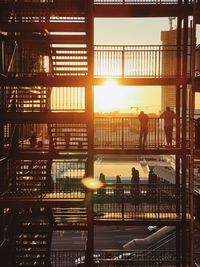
51 225 149 250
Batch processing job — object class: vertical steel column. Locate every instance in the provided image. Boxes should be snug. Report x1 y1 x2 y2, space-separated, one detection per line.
0 123 4 243
189 1 197 265
181 15 189 267
175 15 182 267
85 0 94 266
0 34 4 245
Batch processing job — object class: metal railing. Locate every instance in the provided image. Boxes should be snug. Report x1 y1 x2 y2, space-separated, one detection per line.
50 249 178 267
0 87 85 113
94 0 191 4
0 181 86 201
0 182 190 221
94 45 191 78
94 116 177 149
0 45 193 78
2 117 190 150
93 183 187 221
0 0 192 4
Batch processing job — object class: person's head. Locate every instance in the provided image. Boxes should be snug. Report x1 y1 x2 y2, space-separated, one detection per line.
37 140 43 148
140 111 144 115
116 175 121 183
166 106 170 111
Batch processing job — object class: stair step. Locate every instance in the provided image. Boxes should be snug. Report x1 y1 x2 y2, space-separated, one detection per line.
51 52 87 57
51 47 87 51
52 58 87 62
53 64 88 68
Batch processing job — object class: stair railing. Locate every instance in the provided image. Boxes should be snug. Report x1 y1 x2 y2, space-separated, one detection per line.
0 124 18 163
5 41 18 112
0 211 16 266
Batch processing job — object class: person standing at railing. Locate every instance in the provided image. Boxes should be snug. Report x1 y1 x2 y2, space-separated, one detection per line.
138 111 149 148
98 173 106 195
29 131 37 148
114 175 123 203
148 169 158 206
131 168 140 205
160 107 176 147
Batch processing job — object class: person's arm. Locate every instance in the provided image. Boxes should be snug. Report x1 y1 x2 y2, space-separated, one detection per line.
160 112 164 118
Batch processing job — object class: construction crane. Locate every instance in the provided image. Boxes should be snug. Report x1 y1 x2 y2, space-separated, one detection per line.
168 17 176 30
130 105 161 114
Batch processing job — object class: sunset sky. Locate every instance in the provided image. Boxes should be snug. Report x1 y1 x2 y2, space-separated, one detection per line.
94 18 200 113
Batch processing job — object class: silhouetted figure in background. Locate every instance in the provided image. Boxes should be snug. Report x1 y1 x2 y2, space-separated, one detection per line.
37 140 43 148
138 111 149 147
99 172 106 184
114 175 123 202
98 173 106 195
148 169 158 203
65 132 70 149
29 131 37 148
116 175 122 188
160 107 176 147
195 117 200 150
131 168 140 205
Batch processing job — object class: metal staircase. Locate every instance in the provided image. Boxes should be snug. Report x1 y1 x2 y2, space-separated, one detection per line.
52 207 87 229
49 123 88 151
14 209 53 267
14 159 52 192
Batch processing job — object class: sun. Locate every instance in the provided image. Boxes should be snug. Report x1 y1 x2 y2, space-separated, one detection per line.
94 80 138 113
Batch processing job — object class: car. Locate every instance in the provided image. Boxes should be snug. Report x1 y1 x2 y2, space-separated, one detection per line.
147 225 158 232
75 254 101 266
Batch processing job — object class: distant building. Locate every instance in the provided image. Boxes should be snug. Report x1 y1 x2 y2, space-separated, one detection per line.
161 29 177 111
161 28 192 112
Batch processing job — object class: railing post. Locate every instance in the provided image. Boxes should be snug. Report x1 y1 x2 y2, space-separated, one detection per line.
122 118 124 149
154 118 157 148
122 46 125 78
122 188 124 221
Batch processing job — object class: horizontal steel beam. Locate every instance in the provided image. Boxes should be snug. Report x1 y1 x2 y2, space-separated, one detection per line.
0 112 88 123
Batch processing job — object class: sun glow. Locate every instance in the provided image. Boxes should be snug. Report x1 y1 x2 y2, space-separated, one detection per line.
94 80 139 113
81 177 104 190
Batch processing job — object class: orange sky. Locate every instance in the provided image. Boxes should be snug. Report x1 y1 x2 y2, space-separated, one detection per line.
94 18 200 112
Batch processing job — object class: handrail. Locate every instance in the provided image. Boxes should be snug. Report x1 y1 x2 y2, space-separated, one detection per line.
0 124 18 162
0 0 193 4
0 211 15 250
5 41 18 111
7 41 17 73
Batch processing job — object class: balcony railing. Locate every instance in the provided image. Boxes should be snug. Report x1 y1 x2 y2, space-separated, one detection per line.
0 87 86 113
94 0 191 4
94 116 181 149
93 183 187 221
0 45 192 78
0 0 192 4
50 249 178 267
94 45 192 78
0 182 188 221
0 182 86 202
2 117 191 152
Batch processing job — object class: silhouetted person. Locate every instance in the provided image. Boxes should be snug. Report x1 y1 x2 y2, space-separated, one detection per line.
195 117 200 150
37 140 43 148
131 167 136 177
131 169 139 184
131 169 140 204
148 169 157 203
138 111 149 147
160 107 176 147
29 131 37 148
98 173 106 195
99 173 106 184
65 132 70 149
114 175 123 202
